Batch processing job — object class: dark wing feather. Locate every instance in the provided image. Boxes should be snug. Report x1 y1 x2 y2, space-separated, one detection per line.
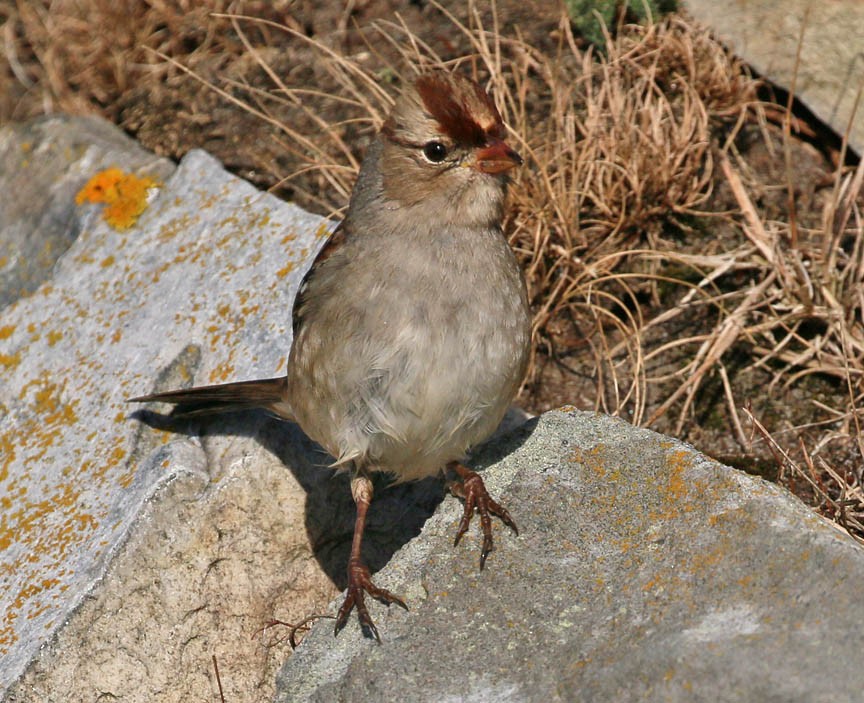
129 376 290 418
292 219 349 335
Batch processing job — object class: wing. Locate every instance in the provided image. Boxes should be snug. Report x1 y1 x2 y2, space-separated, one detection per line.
292 219 350 336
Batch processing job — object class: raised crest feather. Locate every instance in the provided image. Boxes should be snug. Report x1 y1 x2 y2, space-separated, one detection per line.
414 73 505 146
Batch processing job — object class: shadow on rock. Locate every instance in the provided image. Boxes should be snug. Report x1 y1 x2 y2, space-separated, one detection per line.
131 407 447 589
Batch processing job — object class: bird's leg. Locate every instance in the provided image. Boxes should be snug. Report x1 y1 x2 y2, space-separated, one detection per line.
334 471 408 642
448 461 518 569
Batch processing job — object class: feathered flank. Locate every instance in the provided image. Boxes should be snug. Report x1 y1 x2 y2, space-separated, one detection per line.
292 221 350 334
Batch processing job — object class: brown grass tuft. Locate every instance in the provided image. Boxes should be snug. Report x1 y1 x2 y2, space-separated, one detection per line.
0 0 295 121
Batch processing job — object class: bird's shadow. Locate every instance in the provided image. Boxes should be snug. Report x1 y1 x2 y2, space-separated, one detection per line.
131 407 455 589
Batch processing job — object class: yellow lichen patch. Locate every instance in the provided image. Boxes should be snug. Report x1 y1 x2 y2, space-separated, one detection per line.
0 324 15 340
17 379 80 438
240 302 260 318
662 451 690 503
646 449 706 523
251 209 271 229
276 262 294 279
0 352 21 369
46 330 62 347
75 168 158 230
109 445 127 467
117 470 136 489
100 255 116 268
16 578 60 613
0 479 89 559
0 433 15 484
0 626 18 652
208 360 235 384
195 188 219 210
205 324 222 349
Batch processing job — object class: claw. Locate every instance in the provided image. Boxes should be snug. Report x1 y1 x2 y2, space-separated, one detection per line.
449 464 518 569
334 559 408 642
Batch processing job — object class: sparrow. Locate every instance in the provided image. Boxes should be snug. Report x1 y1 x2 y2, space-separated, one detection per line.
130 70 531 641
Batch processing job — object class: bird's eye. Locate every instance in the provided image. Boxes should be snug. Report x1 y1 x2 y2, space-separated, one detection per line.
422 141 448 163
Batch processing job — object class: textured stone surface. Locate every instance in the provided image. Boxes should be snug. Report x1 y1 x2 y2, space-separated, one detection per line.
0 127 343 700
277 409 864 703
683 0 864 154
0 115 174 309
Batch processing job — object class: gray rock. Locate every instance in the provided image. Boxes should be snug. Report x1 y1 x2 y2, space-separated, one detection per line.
682 0 864 155
0 121 355 701
0 115 174 309
276 409 864 703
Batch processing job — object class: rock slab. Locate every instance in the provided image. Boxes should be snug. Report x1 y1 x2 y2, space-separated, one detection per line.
277 409 864 703
0 115 174 309
0 120 340 699
683 0 864 155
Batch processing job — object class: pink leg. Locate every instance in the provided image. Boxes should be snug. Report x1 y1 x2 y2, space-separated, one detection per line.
334 473 408 641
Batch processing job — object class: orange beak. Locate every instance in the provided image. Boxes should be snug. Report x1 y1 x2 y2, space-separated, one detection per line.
473 139 523 175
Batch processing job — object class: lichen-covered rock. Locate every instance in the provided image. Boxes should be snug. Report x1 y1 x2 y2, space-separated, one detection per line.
0 127 342 700
277 409 864 703
0 115 174 309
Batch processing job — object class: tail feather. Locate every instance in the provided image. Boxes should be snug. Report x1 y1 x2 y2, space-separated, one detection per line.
129 376 292 420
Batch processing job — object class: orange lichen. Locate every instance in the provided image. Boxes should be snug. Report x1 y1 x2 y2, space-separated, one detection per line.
117 471 136 489
0 324 15 340
0 434 14 483
661 451 690 503
0 352 21 369
276 263 294 279
208 360 235 383
75 168 158 230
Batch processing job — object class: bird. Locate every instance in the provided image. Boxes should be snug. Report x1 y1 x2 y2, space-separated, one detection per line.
130 70 532 641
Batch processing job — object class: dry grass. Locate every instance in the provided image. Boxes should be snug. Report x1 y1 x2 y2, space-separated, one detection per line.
0 0 287 121
2 1 862 542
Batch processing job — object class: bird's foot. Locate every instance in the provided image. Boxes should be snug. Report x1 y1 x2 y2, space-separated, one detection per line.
334 558 408 642
449 464 518 569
